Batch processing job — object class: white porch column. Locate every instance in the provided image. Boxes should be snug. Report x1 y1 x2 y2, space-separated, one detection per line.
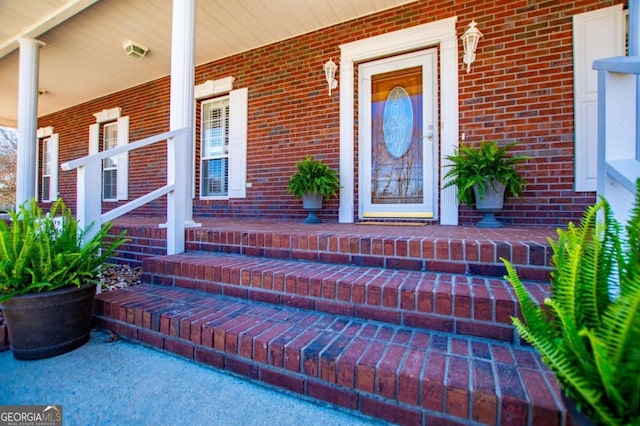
166 0 199 254
16 38 45 207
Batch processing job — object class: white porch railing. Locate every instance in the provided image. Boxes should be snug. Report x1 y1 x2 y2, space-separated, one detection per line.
61 128 189 255
593 56 640 224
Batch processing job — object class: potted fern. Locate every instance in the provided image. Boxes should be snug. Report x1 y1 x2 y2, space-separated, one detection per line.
0 198 127 360
502 179 640 425
287 156 340 223
443 140 529 227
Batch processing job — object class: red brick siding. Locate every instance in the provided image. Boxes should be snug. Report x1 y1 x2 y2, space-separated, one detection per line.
38 0 623 226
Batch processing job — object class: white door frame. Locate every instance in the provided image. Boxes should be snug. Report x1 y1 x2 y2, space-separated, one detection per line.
338 16 459 224
359 49 437 219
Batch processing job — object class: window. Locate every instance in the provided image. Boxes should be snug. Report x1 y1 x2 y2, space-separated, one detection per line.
195 83 248 200
102 122 118 200
201 98 230 197
36 127 58 203
42 138 52 201
89 108 129 201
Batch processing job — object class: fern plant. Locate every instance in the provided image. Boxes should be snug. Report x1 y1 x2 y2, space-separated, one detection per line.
502 179 640 426
443 140 530 206
286 156 340 199
0 198 127 302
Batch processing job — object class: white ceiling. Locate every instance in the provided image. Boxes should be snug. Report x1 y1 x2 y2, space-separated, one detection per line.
0 0 417 127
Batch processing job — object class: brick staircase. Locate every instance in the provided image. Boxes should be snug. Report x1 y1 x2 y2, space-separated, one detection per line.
95 218 565 425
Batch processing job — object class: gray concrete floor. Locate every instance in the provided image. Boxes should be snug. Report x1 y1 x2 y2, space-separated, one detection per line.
0 329 384 426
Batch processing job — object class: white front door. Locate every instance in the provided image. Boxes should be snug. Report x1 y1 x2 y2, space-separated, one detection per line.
359 49 437 220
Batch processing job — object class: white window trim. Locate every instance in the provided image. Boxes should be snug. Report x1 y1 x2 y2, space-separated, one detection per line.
200 97 230 200
195 77 235 100
93 107 122 123
36 126 53 139
36 126 58 203
89 111 129 202
338 17 459 224
37 132 59 202
102 121 119 201
194 77 247 200
42 138 52 201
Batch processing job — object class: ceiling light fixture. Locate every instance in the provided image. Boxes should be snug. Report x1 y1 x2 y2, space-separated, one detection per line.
123 40 149 58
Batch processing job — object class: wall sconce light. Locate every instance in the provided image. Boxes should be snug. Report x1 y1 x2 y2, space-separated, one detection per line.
461 20 483 73
324 59 338 96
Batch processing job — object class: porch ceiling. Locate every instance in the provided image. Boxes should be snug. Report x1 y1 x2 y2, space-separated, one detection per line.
0 0 417 127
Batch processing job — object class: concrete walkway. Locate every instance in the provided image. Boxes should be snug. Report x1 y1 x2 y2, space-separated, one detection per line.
1 329 383 426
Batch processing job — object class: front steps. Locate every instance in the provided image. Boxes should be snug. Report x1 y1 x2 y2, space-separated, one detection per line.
98 220 563 425
94 284 563 426
111 218 555 282
141 252 549 344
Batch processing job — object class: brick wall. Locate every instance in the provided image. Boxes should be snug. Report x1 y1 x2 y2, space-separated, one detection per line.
107 224 167 268
38 0 624 227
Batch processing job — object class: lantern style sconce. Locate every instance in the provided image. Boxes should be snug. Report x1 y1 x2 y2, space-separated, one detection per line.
324 58 338 96
461 20 483 73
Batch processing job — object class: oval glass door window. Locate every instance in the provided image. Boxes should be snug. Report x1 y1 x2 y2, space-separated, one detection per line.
383 86 413 158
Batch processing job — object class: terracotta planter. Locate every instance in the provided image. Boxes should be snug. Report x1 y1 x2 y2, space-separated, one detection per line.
0 283 96 360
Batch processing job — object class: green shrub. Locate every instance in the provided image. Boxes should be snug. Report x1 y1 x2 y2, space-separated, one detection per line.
502 179 640 425
286 156 340 199
443 140 529 206
0 198 127 302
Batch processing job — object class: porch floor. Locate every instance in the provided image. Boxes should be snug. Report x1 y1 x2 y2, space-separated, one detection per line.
111 216 558 282
112 216 559 242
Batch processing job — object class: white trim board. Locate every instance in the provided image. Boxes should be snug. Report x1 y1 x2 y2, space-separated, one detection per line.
338 17 459 224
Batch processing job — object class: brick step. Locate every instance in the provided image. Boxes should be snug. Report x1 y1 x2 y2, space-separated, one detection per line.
142 252 549 344
177 224 554 282
94 284 566 426
110 219 556 280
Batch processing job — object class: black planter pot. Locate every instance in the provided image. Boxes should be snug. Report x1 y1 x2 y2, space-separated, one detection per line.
562 393 595 426
0 283 96 360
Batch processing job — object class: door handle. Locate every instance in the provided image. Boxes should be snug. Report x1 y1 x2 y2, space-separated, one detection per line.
424 125 434 141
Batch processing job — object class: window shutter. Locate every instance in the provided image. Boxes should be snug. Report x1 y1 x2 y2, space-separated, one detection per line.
116 116 129 200
49 134 59 201
228 88 248 198
89 123 99 155
573 5 623 191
